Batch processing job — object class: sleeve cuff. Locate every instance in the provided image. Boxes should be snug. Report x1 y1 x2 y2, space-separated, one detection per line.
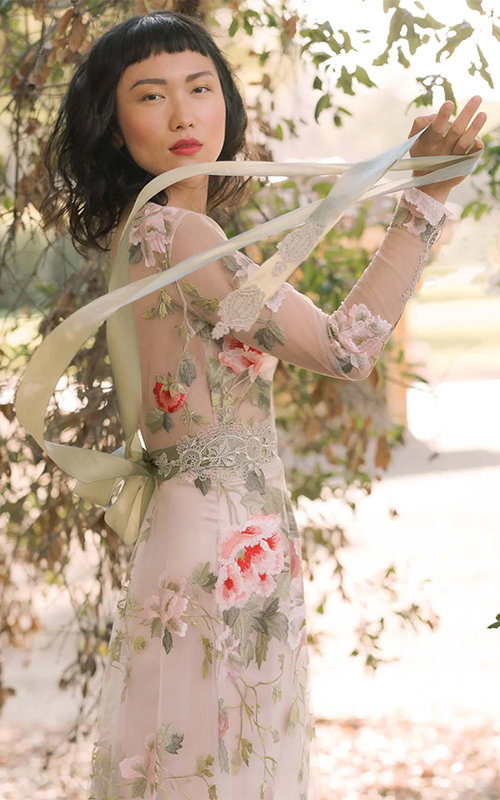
400 187 452 226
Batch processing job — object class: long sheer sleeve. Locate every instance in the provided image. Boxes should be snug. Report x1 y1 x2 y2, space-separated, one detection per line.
167 188 451 381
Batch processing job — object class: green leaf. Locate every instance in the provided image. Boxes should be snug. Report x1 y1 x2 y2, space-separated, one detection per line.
267 319 286 345
194 476 212 495
476 44 494 88
336 66 354 95
164 731 184 755
218 737 230 773
162 412 174 433
442 78 457 110
241 491 266 515
162 627 173 655
466 0 483 10
191 561 211 586
266 611 289 643
145 407 163 433
313 75 323 91
313 93 332 122
208 784 218 800
229 18 238 37
150 617 163 638
131 777 148 797
255 631 269 667
179 358 196 387
128 242 143 265
383 0 399 11
397 46 410 68
240 738 253 766
493 23 500 43
355 65 377 88
245 468 266 495
436 21 473 62
373 47 390 67
414 13 445 30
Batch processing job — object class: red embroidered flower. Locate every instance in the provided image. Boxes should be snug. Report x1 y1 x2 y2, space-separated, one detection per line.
153 381 187 413
218 334 265 381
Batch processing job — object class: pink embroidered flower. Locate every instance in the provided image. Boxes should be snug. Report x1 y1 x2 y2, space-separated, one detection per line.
215 625 245 678
327 303 393 372
216 514 286 608
143 573 189 636
218 334 265 382
119 731 158 793
216 561 249 608
218 709 229 739
153 381 187 413
129 206 172 268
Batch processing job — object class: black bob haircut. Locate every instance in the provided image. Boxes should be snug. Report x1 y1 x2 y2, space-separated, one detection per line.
40 11 258 254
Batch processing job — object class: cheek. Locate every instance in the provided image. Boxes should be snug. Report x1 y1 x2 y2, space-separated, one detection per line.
207 98 227 144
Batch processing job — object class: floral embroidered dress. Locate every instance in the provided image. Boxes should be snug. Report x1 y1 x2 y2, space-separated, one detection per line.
87 187 451 800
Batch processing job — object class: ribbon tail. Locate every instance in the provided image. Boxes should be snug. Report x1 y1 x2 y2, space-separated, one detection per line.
104 474 156 545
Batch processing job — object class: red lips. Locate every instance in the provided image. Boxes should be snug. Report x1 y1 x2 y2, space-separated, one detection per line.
170 137 202 150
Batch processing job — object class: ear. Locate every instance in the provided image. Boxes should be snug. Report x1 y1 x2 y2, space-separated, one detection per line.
112 129 124 149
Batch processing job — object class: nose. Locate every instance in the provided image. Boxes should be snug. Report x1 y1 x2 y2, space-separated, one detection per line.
168 93 195 131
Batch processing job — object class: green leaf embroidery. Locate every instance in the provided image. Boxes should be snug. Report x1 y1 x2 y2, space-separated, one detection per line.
240 738 253 767
245 468 266 495
145 407 164 433
131 777 148 797
241 491 266 515
194 476 212 495
162 627 173 655
162 412 174 433
142 288 177 320
218 737 230 773
128 242 143 265
179 354 197 387
181 279 220 315
254 319 286 350
255 631 269 668
150 617 162 639
164 731 184 755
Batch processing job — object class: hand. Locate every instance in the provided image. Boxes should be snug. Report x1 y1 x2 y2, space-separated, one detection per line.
408 95 487 203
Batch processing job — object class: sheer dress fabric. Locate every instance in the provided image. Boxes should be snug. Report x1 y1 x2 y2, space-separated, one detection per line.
87 187 450 800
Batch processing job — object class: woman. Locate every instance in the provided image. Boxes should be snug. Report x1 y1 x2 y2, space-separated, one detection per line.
36 10 486 800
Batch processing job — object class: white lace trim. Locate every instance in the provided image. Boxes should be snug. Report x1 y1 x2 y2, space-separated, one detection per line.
402 188 452 227
211 284 266 340
272 221 324 277
150 417 279 483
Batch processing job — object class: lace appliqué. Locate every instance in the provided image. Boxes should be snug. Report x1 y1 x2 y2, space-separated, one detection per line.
390 188 450 305
272 221 324 277
326 302 393 374
211 284 266 340
223 251 293 314
150 417 279 483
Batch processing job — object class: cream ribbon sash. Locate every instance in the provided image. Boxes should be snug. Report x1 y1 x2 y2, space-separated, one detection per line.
14 125 481 544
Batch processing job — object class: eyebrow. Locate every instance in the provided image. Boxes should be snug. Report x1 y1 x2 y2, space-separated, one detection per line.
128 70 215 92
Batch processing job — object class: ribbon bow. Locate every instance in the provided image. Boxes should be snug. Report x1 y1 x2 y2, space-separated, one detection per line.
14 125 481 545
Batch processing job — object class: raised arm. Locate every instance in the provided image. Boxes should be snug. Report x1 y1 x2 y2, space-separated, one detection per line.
167 188 450 381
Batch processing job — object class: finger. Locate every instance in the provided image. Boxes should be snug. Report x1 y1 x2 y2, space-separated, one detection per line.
430 101 454 136
445 95 483 147
452 111 487 154
408 113 435 138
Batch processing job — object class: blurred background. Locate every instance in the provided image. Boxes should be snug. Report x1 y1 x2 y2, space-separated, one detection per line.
1 1 500 798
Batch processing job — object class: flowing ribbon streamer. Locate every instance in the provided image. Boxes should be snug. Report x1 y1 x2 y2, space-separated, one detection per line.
14 125 481 544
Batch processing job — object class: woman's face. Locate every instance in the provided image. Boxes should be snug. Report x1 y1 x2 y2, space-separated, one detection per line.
113 49 227 209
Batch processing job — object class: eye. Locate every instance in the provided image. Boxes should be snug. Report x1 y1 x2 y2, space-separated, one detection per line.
141 93 163 101
193 86 210 94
